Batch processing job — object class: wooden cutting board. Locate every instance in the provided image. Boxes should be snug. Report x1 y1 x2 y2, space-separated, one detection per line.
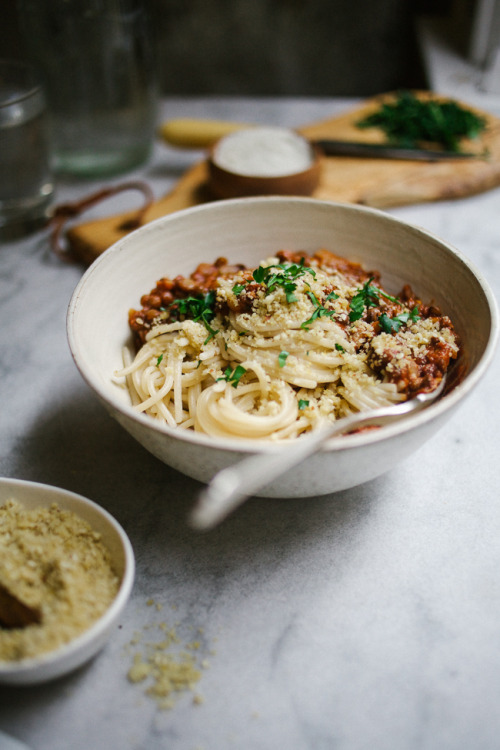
66 92 500 265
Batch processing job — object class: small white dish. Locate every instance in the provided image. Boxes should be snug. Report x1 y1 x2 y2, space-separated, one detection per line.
0 477 135 686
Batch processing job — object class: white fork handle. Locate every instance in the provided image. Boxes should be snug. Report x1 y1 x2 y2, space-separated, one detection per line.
189 397 425 531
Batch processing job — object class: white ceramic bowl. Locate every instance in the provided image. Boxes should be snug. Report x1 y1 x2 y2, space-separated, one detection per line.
67 197 498 498
0 478 135 686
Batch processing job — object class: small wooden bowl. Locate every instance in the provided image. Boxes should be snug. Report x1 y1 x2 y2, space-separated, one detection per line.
207 128 322 199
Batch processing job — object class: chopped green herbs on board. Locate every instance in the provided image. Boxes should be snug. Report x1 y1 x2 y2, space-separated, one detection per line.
217 365 247 388
356 90 487 152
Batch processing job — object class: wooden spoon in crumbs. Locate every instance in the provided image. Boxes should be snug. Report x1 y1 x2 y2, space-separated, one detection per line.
0 583 42 629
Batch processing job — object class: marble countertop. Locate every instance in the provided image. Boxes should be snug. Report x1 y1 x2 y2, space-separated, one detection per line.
1 97 500 750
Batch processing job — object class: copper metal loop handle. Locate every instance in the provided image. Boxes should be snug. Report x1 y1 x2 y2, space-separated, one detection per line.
49 180 155 260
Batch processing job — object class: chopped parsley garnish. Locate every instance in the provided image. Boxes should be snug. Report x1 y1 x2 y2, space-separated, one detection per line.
349 278 399 322
217 364 247 388
301 290 338 329
156 354 164 367
170 291 218 343
325 290 339 302
356 90 486 152
283 282 299 304
278 351 289 368
253 259 315 288
298 399 310 410
233 259 316 304
232 283 246 295
378 306 420 334
335 343 345 352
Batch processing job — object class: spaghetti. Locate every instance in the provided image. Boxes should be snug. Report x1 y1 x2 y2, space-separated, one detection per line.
114 249 459 441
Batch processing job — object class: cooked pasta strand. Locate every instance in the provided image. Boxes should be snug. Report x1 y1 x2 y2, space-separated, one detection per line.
115 250 459 441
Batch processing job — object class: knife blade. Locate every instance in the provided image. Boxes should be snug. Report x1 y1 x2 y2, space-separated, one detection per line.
312 139 484 161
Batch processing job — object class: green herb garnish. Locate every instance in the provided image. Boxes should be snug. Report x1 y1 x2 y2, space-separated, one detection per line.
251 260 316 303
356 90 486 152
217 365 247 388
156 354 164 367
232 260 318 305
335 343 345 352
278 351 289 368
349 278 399 322
301 290 338 329
170 291 218 343
298 399 310 410
378 306 420 334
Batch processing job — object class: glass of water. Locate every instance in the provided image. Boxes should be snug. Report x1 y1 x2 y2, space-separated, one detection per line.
18 0 158 178
0 59 54 237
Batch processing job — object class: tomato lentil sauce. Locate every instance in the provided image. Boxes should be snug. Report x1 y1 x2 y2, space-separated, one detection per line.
128 249 460 396
129 257 245 347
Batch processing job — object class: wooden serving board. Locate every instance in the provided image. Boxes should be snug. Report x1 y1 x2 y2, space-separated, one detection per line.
66 92 500 265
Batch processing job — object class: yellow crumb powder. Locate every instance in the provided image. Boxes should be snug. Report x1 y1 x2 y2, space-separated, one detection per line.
126 606 209 710
0 499 119 661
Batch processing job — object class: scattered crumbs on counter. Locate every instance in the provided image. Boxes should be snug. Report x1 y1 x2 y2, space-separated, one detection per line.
0 498 119 661
129 630 142 646
126 597 212 710
146 598 163 612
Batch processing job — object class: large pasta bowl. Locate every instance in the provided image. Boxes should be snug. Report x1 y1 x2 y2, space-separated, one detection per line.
67 197 498 498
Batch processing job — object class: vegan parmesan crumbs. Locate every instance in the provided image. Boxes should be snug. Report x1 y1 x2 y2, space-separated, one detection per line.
0 499 119 661
126 599 212 710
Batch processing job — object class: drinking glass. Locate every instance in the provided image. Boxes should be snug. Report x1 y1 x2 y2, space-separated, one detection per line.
17 0 158 178
0 59 54 237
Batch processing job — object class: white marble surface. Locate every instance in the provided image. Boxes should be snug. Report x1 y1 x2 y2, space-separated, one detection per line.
1 97 500 750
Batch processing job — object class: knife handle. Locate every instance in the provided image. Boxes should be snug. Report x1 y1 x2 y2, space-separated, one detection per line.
158 118 251 148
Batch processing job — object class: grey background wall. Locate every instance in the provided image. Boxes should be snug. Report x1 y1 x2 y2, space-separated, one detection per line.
147 0 427 95
3 0 464 96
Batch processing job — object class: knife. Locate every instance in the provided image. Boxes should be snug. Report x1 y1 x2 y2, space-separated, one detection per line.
313 139 483 161
159 118 485 162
